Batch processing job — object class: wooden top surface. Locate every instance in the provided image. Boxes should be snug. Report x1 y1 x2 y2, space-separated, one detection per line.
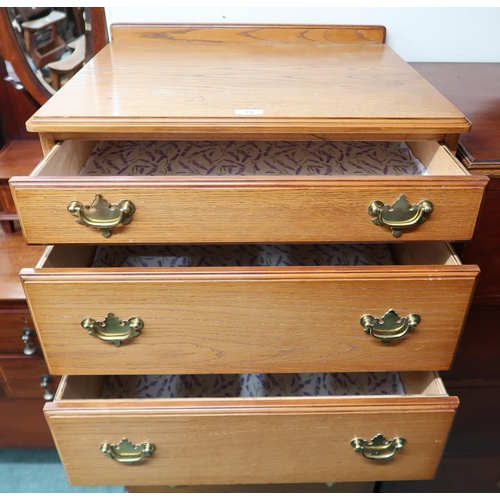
0 141 43 181
411 63 500 173
26 25 468 137
0 231 45 302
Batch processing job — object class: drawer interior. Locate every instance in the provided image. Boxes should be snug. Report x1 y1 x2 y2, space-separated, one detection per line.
13 139 485 246
30 139 469 179
80 140 430 177
36 241 462 270
26 242 472 376
91 242 396 268
47 371 455 487
100 372 405 399
56 371 447 402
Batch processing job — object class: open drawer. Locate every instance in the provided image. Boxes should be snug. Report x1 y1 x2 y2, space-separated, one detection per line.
21 241 478 375
45 371 457 486
10 139 487 245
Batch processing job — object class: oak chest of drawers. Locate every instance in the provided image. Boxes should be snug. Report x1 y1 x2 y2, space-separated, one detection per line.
10 24 488 487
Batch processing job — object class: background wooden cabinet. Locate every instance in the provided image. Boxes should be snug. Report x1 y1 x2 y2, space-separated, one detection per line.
387 63 500 493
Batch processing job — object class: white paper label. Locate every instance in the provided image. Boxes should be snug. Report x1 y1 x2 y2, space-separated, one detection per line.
235 109 264 115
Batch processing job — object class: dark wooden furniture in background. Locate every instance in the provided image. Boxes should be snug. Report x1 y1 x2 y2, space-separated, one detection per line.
0 141 42 233
388 63 500 493
0 48 40 233
0 231 57 447
0 54 38 145
127 483 376 493
0 7 108 448
0 55 55 447
0 7 109 105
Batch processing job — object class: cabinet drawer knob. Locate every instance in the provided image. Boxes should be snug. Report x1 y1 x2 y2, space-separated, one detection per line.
360 310 420 343
369 195 433 237
81 313 144 347
101 438 155 464
351 434 406 460
67 194 135 238
22 328 36 355
40 375 55 401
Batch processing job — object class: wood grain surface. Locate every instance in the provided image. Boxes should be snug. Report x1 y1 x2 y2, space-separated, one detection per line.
0 398 54 447
0 141 43 227
10 140 488 245
25 25 469 139
0 356 57 398
0 140 43 180
45 372 457 486
411 63 500 176
11 27 488 483
0 305 38 354
0 231 46 301
110 24 387 44
20 242 478 375
412 64 500 301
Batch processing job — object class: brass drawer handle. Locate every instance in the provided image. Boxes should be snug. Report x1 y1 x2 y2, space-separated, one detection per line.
81 313 144 347
67 194 135 238
351 434 406 461
369 195 433 237
360 310 420 343
101 438 155 464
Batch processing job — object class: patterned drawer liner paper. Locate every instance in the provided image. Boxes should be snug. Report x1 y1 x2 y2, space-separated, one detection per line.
92 243 394 268
80 140 428 177
95 245 401 398
101 372 404 399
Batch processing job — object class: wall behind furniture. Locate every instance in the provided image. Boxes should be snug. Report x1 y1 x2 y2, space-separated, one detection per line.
104 7 500 63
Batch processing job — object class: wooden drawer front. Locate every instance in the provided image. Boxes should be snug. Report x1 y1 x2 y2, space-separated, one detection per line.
0 184 16 213
0 398 54 447
10 140 487 245
461 182 500 303
0 308 39 355
442 386 500 457
0 357 59 398
22 243 478 375
127 482 376 493
45 372 456 486
390 456 500 493
441 305 500 384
